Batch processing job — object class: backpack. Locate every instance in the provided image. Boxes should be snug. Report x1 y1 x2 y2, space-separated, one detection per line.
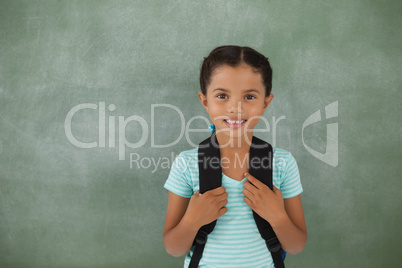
189 134 285 268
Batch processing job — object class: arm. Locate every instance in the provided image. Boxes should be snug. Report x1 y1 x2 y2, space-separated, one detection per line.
163 187 228 257
162 191 197 257
272 194 307 255
243 173 307 255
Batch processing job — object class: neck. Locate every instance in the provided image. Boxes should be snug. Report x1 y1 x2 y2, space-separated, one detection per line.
216 131 253 154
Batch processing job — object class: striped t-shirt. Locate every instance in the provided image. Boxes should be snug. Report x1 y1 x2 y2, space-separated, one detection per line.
164 146 303 268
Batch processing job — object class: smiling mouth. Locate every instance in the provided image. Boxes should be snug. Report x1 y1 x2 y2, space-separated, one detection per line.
224 119 247 128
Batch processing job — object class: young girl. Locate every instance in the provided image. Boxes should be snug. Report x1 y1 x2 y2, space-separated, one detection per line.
163 46 307 267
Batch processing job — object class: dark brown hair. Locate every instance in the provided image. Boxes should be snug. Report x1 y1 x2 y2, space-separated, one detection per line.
200 45 273 96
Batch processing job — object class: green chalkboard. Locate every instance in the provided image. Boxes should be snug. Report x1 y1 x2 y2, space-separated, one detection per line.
1 0 401 267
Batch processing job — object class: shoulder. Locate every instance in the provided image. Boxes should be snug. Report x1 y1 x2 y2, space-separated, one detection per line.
178 147 198 158
272 147 296 169
169 147 199 180
271 146 303 198
173 147 198 169
272 146 293 158
165 147 199 198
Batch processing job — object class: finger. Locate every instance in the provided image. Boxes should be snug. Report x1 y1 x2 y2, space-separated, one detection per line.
218 206 228 217
244 173 264 189
216 191 229 202
243 196 255 210
218 198 228 208
243 180 257 193
214 192 228 203
242 188 255 200
209 186 226 195
272 185 283 196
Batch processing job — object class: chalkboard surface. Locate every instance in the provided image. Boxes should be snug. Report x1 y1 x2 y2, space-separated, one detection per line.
1 1 401 267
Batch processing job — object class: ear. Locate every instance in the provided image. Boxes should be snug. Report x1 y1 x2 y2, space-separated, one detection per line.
262 94 274 110
198 92 209 112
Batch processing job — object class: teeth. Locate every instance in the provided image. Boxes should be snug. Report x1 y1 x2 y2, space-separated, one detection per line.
226 119 245 124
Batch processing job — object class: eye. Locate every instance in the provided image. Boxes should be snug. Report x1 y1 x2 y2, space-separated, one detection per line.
217 93 228 99
245 95 256 100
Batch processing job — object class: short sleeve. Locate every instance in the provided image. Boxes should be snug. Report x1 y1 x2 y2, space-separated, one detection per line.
280 153 303 199
164 153 193 198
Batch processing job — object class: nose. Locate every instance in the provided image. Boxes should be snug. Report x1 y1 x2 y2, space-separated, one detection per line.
227 100 243 115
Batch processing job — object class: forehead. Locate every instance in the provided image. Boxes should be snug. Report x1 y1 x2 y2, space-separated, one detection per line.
208 64 264 92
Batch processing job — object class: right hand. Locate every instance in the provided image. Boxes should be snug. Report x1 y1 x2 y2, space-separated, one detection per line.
184 186 228 230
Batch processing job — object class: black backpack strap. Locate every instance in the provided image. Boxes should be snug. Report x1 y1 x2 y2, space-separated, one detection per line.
249 136 285 268
189 134 222 268
190 135 285 268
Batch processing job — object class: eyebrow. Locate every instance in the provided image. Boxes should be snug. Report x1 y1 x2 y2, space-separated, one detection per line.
212 88 262 94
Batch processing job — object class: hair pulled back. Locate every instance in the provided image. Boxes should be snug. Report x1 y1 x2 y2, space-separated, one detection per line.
200 45 273 96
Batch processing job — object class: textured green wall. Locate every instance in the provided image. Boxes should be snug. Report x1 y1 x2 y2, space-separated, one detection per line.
0 0 401 267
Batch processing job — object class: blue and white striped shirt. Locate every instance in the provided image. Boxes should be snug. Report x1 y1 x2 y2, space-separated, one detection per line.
164 147 303 268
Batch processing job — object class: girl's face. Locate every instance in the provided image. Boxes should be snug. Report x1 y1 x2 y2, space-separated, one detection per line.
199 64 273 141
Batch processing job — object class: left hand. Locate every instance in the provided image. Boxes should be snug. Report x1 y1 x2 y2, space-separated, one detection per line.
242 172 286 227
